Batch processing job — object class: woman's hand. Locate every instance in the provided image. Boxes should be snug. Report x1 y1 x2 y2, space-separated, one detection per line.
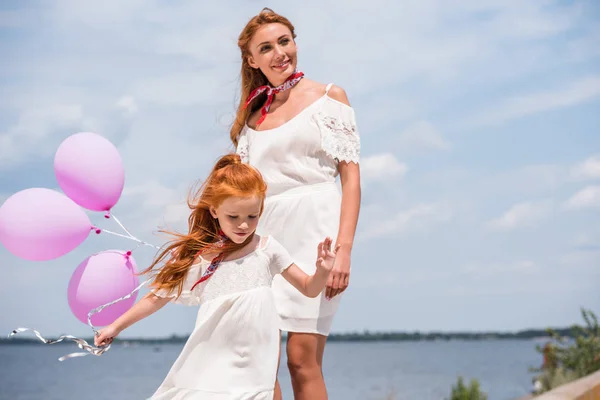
325 246 351 300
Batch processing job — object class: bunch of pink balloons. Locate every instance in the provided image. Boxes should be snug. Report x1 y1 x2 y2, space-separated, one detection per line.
0 132 140 326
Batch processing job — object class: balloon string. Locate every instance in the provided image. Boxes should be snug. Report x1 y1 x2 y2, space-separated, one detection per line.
104 213 162 251
9 278 152 362
9 327 112 362
8 213 165 361
98 228 161 250
86 279 151 335
110 213 135 238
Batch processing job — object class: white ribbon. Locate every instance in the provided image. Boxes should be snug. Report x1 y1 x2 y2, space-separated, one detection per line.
8 213 161 361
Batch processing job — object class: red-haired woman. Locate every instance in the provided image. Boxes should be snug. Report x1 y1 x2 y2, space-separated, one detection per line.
232 8 362 400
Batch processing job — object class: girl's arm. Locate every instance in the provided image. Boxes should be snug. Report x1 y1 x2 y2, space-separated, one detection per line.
282 264 331 298
94 293 171 346
280 238 339 298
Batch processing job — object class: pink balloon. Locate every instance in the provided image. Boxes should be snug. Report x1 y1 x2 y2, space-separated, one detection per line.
68 250 139 327
0 188 92 261
54 132 125 212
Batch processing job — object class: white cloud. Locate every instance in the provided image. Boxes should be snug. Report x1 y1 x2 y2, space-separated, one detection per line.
564 185 600 210
116 96 138 115
117 180 190 236
558 249 600 273
0 96 137 170
359 202 452 241
571 155 600 181
123 180 182 210
131 71 236 106
361 153 408 182
484 154 600 197
512 260 540 273
571 232 600 251
397 121 449 153
0 104 86 168
468 76 600 127
487 200 552 231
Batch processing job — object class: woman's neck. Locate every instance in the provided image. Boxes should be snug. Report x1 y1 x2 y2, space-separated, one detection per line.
271 78 306 103
273 88 292 103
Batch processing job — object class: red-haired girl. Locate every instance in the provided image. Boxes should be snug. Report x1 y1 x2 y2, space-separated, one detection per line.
95 154 339 399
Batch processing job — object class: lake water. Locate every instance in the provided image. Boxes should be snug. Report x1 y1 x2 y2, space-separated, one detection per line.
0 340 541 400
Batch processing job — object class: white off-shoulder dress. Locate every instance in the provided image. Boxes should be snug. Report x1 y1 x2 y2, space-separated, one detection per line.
236 83 361 336
149 235 294 400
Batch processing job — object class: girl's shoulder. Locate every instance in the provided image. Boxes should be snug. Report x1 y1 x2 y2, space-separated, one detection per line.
258 234 274 251
257 234 284 257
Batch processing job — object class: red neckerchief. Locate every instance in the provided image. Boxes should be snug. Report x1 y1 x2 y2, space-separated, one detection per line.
243 70 304 127
190 230 229 291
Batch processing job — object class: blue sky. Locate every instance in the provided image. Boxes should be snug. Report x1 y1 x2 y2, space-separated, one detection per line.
0 0 599 339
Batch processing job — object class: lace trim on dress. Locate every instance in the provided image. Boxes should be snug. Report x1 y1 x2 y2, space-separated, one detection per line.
314 112 360 164
236 131 250 164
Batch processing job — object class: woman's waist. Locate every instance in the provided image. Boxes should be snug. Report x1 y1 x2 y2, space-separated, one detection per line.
266 181 339 199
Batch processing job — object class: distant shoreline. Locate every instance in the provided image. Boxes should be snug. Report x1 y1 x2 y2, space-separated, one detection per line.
1 327 572 345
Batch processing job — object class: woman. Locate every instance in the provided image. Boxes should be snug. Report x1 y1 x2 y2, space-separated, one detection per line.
231 8 361 400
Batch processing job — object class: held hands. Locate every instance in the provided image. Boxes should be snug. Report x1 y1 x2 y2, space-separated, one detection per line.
94 324 120 347
315 237 341 273
325 244 351 300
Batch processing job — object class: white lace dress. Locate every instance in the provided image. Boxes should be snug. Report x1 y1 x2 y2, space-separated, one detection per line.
236 83 360 335
149 236 293 400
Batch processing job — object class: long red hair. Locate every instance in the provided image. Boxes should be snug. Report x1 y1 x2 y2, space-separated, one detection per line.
229 7 297 147
142 153 267 297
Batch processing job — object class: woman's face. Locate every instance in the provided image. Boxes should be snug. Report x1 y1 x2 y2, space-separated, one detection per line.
247 23 297 86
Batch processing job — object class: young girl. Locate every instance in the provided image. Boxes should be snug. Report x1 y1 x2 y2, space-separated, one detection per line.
94 154 339 400
232 8 361 399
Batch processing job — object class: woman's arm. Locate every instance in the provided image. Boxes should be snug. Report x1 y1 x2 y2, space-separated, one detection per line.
325 85 362 299
327 162 360 298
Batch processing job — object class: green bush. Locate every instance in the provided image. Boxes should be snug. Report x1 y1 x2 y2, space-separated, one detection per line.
447 376 488 400
530 308 600 394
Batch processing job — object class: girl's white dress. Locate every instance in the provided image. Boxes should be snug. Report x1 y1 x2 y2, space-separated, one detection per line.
149 235 293 400
236 83 361 335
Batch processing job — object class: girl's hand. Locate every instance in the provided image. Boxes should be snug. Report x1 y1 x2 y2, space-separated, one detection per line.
325 246 351 300
315 237 340 273
94 324 120 347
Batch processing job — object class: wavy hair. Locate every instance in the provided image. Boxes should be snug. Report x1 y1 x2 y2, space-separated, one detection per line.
229 7 296 147
142 153 268 297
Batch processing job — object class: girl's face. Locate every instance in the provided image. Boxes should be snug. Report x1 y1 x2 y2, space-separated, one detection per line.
247 23 297 86
210 195 262 244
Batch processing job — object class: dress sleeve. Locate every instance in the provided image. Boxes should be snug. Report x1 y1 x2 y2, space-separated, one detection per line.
264 236 295 277
151 263 204 306
235 128 250 164
314 99 361 164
